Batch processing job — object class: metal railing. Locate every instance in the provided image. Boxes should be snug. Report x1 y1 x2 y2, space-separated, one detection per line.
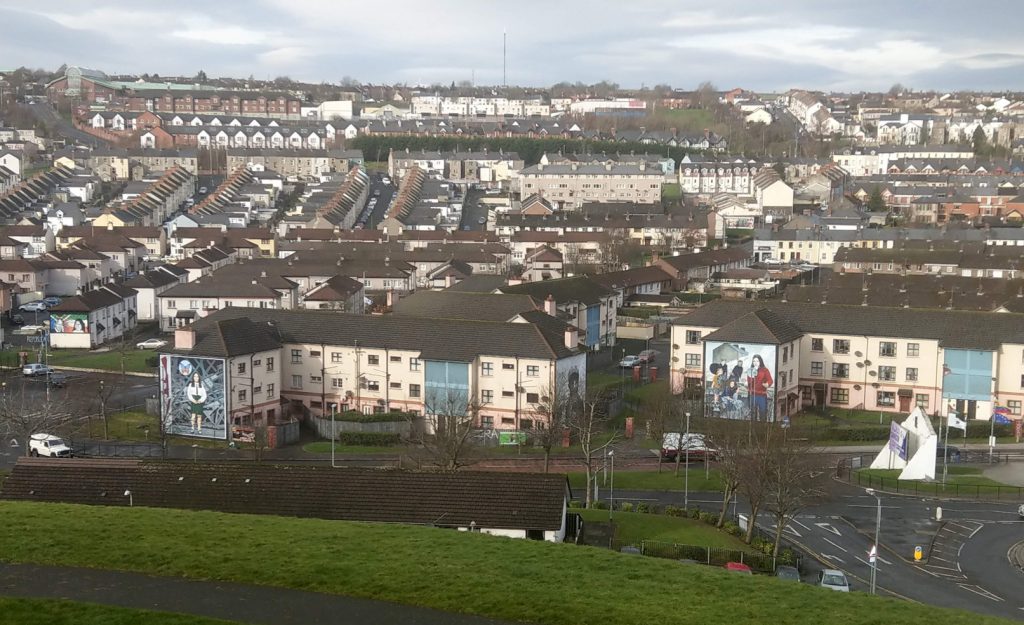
836 456 1024 500
612 539 781 573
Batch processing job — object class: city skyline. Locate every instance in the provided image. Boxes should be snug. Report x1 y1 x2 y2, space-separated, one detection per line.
1 0 1023 92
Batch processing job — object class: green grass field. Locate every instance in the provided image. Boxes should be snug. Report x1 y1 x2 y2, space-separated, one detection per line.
3 348 154 373
0 598 239 625
0 502 1012 625
662 182 682 202
567 468 724 492
857 467 1010 488
71 411 230 450
577 508 747 548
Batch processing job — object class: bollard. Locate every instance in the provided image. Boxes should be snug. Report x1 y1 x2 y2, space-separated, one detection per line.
914 546 923 562
936 506 942 522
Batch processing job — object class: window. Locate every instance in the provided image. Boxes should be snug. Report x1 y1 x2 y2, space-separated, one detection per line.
365 380 379 391
253 359 261 367
167 300 176 309
830 388 849 404
310 350 321 358
481 389 493 403
832 363 849 378
879 342 896 357
391 355 402 363
237 389 247 401
907 343 920 357
331 352 343 363
811 338 823 352
390 382 402 389
409 358 420 371
190 300 198 308
686 330 701 344
685 353 701 367
291 375 302 389
524 365 538 377
482 362 494 376
905 367 918 382
237 362 246 374
290 349 302 364
526 392 539 403
782 346 789 364
310 375 322 384
502 390 514 398
916 394 929 409
878 366 896 382
503 363 515 370
266 357 274 372
481 415 494 429
833 339 850 354
877 391 896 407
409 384 421 398
332 378 343 388
368 355 379 366
779 371 787 387
810 361 824 376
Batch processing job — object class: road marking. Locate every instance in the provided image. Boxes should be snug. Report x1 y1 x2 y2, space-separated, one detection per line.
929 555 953 563
821 554 845 564
969 524 983 538
791 518 812 531
855 556 886 568
815 522 841 536
958 584 1003 602
822 537 847 553
876 554 893 566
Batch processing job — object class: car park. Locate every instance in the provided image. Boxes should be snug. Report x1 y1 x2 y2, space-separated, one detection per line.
29 433 73 458
19 301 47 312
775 565 800 582
619 355 641 368
818 569 849 592
136 338 168 349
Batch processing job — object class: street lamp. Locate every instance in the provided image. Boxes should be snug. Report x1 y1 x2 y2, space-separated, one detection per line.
866 488 882 595
608 449 615 522
329 402 338 468
684 411 691 510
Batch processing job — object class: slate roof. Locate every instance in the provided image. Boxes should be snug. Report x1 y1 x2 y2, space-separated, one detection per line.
160 276 285 299
49 285 136 313
123 269 180 289
302 275 364 301
184 307 577 361
675 299 1024 350
444 274 509 293
392 291 539 322
702 309 804 345
497 276 613 306
0 458 568 531
592 266 673 290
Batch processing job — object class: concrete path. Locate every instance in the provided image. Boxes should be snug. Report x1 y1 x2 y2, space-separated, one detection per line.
0 563 519 625
981 461 1024 487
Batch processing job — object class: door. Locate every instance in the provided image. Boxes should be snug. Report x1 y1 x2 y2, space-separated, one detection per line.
814 388 825 407
899 395 911 412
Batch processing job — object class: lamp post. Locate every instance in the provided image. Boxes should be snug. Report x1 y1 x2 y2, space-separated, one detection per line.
608 449 615 522
684 411 691 510
866 488 882 595
330 402 338 468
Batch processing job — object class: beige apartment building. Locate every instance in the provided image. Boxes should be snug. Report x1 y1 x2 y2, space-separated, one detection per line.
672 300 1024 422
164 308 587 432
516 163 664 210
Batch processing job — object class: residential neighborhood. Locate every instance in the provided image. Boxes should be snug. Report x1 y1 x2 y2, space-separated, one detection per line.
2 6 1024 625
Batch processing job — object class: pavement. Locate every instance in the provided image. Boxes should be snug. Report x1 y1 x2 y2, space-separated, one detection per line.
983 462 1024 487
0 563 515 625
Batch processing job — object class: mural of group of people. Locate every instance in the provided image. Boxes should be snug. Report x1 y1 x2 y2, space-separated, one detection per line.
703 341 776 422
159 354 228 440
50 312 89 334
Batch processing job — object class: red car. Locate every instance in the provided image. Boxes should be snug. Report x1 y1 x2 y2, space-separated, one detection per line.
724 562 753 575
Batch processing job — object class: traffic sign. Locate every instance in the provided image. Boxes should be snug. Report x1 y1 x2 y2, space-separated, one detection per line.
868 545 877 564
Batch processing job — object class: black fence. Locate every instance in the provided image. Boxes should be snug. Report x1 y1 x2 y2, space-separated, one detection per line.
836 456 1024 500
75 441 164 458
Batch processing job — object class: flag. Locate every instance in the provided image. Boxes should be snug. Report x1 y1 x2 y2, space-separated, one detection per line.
947 413 967 431
995 413 1012 426
994 405 1012 425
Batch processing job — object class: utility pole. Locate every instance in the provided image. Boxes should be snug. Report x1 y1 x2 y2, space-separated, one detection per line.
502 30 507 88
684 411 691 510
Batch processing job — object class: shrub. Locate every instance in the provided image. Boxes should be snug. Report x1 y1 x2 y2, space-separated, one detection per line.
568 500 584 509
698 511 716 524
722 521 741 536
591 501 608 510
777 548 797 566
636 502 653 514
336 432 401 446
619 502 634 513
145 356 159 368
663 505 684 517
688 508 701 520
331 411 408 423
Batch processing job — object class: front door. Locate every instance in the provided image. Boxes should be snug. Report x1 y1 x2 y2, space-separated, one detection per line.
899 395 911 412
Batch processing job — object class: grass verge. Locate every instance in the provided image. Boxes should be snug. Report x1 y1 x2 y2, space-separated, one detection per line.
3 349 154 373
302 442 400 455
577 508 747 548
856 467 1011 488
0 501 1012 625
567 468 724 492
0 597 239 625
71 411 231 450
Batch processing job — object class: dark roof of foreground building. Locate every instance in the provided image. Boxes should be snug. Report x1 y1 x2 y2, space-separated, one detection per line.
674 299 1024 350
0 458 569 531
702 309 804 345
497 276 613 306
182 307 577 361
444 274 509 293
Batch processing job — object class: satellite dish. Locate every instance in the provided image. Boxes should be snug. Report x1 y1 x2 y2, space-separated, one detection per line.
868 371 877 377
854 384 862 390
863 359 872 366
872 382 880 388
855 351 863 357
856 362 865 368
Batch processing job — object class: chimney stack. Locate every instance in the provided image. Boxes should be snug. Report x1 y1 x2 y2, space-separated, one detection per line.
544 294 556 316
564 326 578 350
175 326 196 350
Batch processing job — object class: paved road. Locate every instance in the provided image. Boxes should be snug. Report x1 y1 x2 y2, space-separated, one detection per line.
361 176 396 229
459 189 489 231
25 102 109 147
0 563 515 625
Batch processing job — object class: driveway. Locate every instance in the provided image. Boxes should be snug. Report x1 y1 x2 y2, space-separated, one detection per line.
0 563 516 625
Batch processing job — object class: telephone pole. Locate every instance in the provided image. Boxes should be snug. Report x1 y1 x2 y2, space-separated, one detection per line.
502 30 507 88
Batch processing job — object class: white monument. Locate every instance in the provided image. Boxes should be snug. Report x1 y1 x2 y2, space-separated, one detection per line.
869 407 938 480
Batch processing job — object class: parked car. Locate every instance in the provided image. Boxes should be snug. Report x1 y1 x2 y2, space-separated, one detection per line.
638 349 658 363
818 569 850 592
618 355 641 368
136 338 168 350
9 314 24 325
29 433 73 458
724 562 753 575
22 363 54 377
19 301 47 312
46 371 69 388
775 565 800 582
478 216 487 224
661 433 719 462
199 186 209 194
42 296 61 307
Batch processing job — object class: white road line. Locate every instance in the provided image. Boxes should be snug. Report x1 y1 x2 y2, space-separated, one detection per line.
791 518 811 531
815 522 842 536
822 537 848 553
969 524 983 538
877 554 893 566
958 584 1003 602
923 564 960 572
929 555 953 563
855 556 886 568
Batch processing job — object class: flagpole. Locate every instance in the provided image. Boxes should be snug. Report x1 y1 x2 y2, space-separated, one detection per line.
990 407 997 464
942 411 950 487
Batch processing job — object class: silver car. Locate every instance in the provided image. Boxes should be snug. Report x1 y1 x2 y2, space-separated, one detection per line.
818 569 849 592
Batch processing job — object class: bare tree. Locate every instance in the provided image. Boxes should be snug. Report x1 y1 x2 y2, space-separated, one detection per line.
250 424 270 463
0 381 77 455
763 429 823 556
531 377 578 473
703 418 748 528
94 379 119 440
737 423 774 543
409 388 480 471
566 389 616 507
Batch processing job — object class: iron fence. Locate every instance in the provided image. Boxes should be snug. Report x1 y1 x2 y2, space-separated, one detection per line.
612 539 780 573
836 456 1024 500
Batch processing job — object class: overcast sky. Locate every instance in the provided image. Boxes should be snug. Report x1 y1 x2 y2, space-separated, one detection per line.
2 0 1022 92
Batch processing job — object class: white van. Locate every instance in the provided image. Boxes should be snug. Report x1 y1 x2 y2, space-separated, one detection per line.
29 433 73 458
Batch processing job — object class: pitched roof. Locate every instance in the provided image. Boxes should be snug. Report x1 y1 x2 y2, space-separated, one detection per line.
303 275 364 301
702 309 804 345
392 291 539 322
675 299 1024 350
0 459 568 531
497 276 613 306
443 274 509 293
185 307 576 361
592 266 673 290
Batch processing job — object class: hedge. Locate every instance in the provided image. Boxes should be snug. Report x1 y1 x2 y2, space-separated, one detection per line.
337 432 401 446
328 411 409 423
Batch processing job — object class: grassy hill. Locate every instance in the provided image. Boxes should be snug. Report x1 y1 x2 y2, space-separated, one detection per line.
0 598 238 625
0 501 1013 625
